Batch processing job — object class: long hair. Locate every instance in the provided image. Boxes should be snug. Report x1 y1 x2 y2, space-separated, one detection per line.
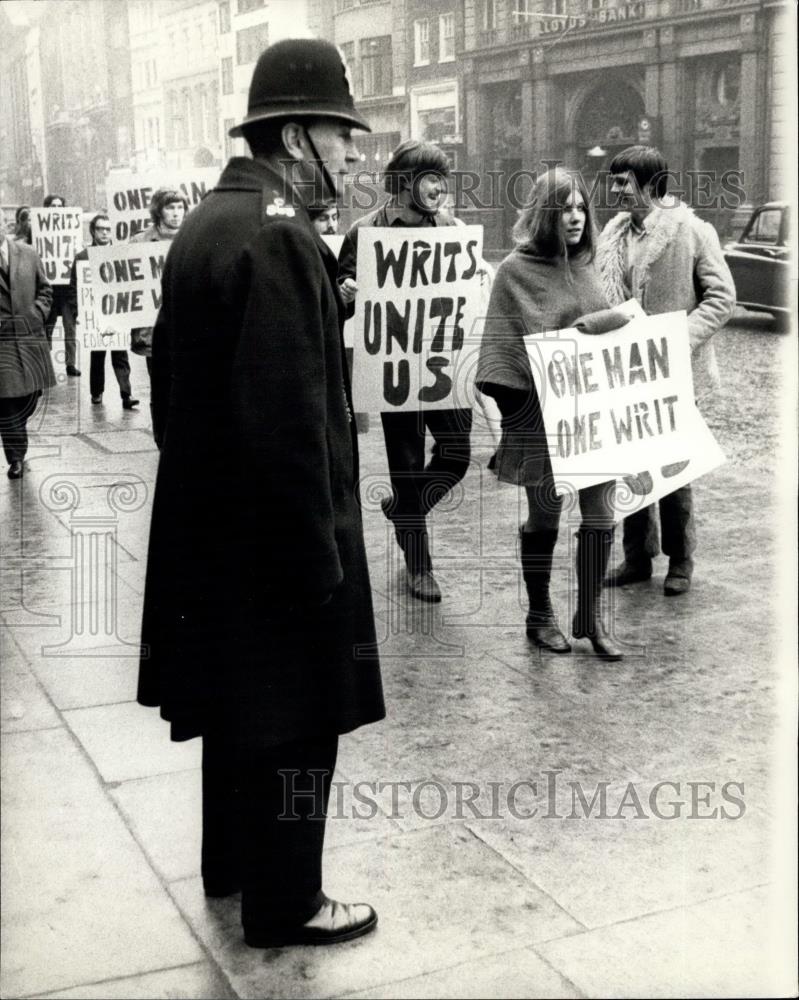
512 168 595 261
149 188 189 225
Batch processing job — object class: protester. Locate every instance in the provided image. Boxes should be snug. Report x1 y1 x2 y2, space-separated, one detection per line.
137 39 384 950
14 206 32 244
0 209 54 479
598 145 736 595
338 139 472 603
308 200 339 236
68 213 139 410
130 188 188 375
41 194 80 376
476 168 631 661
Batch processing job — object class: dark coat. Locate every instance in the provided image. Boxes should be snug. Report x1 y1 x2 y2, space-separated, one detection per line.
137 157 385 748
0 239 55 398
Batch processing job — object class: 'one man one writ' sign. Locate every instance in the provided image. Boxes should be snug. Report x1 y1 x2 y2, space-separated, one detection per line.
526 310 725 519
85 242 172 332
105 168 219 241
351 226 484 412
30 208 84 285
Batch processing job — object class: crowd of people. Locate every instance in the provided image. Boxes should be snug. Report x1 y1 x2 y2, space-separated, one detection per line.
0 36 736 953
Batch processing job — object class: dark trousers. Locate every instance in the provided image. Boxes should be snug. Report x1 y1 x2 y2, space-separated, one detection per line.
202 731 338 932
0 393 39 463
90 350 132 398
622 486 696 567
45 286 77 368
381 407 472 573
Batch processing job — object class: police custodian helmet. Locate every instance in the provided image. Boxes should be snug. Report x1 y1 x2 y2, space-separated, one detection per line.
228 38 371 137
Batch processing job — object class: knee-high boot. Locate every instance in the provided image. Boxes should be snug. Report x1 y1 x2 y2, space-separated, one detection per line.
519 528 571 653
573 527 623 661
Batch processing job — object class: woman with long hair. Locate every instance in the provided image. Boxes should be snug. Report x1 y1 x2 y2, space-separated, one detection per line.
476 168 628 660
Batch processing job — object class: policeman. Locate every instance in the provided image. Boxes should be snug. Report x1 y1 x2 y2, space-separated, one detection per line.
137 39 385 949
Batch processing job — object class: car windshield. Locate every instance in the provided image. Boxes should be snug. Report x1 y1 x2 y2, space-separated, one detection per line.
743 209 782 245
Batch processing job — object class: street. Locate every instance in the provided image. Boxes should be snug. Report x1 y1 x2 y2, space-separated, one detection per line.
1 308 796 999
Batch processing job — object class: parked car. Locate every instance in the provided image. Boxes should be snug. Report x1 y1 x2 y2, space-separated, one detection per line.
724 202 793 328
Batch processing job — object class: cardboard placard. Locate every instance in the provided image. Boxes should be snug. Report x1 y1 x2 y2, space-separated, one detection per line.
85 242 172 332
351 226 485 412
105 168 218 242
30 208 84 285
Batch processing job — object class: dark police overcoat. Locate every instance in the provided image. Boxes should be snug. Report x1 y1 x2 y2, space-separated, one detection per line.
137 157 385 748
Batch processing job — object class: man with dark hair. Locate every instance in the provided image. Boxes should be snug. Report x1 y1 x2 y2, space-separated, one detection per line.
598 145 735 595
130 188 188 374
337 139 472 603
308 200 340 236
41 194 80 376
137 39 384 950
68 213 139 410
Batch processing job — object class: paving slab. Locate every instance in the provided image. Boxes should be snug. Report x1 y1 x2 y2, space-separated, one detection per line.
535 883 795 999
1 630 62 734
466 796 772 929
110 766 401 885
168 825 583 999
35 961 235 1000
63 701 201 782
346 945 583 999
0 728 202 998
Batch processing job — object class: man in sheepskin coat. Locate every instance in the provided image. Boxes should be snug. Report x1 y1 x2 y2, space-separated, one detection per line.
597 145 735 596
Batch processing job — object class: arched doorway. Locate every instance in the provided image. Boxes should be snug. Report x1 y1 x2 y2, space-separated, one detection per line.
571 80 646 222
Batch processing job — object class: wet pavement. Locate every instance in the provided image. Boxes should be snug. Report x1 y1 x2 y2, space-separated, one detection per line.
1 311 796 999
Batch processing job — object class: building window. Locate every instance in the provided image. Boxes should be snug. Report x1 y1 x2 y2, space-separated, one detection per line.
714 62 740 105
552 0 567 13
339 41 356 95
236 22 270 65
588 0 604 9
219 1 231 34
221 56 234 95
513 0 533 21
238 0 265 12
336 0 354 10
360 36 392 97
224 118 235 159
414 20 430 66
482 0 496 30
439 13 455 61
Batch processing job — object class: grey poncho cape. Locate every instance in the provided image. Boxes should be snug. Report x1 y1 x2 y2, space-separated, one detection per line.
475 248 611 487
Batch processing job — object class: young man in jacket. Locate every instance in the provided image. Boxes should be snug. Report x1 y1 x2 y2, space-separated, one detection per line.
597 145 735 595
137 39 384 950
68 213 139 410
338 140 472 603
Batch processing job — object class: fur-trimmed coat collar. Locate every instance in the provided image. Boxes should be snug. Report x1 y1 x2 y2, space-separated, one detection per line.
597 196 694 305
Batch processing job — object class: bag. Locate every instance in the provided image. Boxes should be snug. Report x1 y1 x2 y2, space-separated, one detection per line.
130 327 152 356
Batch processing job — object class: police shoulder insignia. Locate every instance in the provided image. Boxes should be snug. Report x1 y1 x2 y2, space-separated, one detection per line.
265 196 295 218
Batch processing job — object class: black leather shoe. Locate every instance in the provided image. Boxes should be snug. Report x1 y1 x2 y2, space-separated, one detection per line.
408 570 442 603
526 617 571 653
604 559 652 588
664 560 692 596
7 460 23 479
122 397 140 410
244 897 377 949
91 394 103 404
66 365 81 376
573 614 623 661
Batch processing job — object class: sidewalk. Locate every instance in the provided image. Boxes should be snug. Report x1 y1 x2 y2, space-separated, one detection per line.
1 317 796 999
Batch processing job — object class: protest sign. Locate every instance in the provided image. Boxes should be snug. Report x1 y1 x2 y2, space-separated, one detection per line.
76 261 129 351
105 168 219 241
30 208 83 285
351 225 484 412
525 310 725 516
85 242 171 332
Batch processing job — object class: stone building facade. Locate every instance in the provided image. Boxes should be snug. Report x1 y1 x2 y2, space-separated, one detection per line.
458 0 794 248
